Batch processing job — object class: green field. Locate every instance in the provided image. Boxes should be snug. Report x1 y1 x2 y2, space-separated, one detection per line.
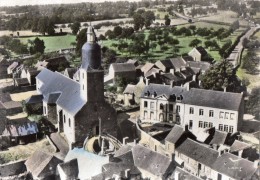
102 22 246 62
19 35 76 52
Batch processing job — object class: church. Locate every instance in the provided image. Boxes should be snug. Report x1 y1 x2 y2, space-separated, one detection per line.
36 27 117 149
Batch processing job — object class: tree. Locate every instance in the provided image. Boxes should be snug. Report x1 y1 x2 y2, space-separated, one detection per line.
148 33 157 41
164 15 171 26
245 87 260 119
113 26 123 37
133 13 144 31
189 39 202 47
29 37 45 54
189 25 197 35
76 28 87 54
200 60 241 92
219 40 232 58
71 21 81 35
142 11 155 28
241 51 259 74
105 30 115 39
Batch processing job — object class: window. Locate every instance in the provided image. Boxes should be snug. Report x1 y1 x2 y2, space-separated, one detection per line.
229 126 234 133
64 115 66 123
224 125 229 132
144 111 147 119
44 106 46 115
209 110 214 117
144 101 148 108
82 73 84 79
176 116 180 124
176 105 180 113
230 113 234 120
209 122 213 128
219 124 223 131
199 121 203 128
189 120 193 130
204 122 208 128
169 114 173 121
69 118 71 127
150 102 154 109
169 104 173 112
189 107 194 114
225 112 229 119
199 109 204 116
82 84 84 90
219 111 224 118
160 104 163 110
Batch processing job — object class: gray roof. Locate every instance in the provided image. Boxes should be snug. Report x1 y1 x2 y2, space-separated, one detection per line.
209 130 228 145
169 167 202 180
111 63 136 72
14 78 29 86
230 140 251 152
144 68 161 77
141 63 154 74
195 46 208 56
8 62 19 70
58 158 79 179
170 57 186 70
64 68 77 79
212 153 257 179
25 95 43 104
123 84 136 94
187 61 211 72
36 68 85 115
155 60 173 70
25 150 62 178
182 88 243 111
141 84 187 99
165 125 184 144
2 120 38 137
132 144 174 177
43 92 61 105
162 73 184 82
176 138 219 167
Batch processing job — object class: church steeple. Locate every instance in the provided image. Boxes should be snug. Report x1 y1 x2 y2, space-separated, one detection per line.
81 26 101 70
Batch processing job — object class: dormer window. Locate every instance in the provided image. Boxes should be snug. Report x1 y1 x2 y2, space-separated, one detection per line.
153 92 157 97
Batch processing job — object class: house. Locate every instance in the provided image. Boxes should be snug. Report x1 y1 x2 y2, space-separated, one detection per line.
25 94 43 115
123 84 136 106
35 56 70 72
127 59 139 66
188 46 209 62
0 58 10 79
25 150 62 180
57 158 79 180
105 62 136 85
14 78 30 87
132 144 176 180
165 125 196 154
141 62 154 75
1 118 38 145
140 84 244 134
36 26 117 148
20 67 41 85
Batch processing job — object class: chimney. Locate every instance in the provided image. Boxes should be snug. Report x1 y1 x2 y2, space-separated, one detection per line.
170 68 175 74
186 82 190 91
253 160 259 168
238 150 243 157
223 87 227 92
123 137 129 145
192 75 196 81
125 169 130 178
174 171 181 180
145 78 150 86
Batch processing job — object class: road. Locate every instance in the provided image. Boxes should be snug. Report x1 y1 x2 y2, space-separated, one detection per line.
227 25 260 68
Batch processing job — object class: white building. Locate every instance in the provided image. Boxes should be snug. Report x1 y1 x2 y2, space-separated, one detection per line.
139 84 244 134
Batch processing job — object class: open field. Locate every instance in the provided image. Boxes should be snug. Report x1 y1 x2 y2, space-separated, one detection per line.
0 30 41 37
19 35 76 52
0 138 55 164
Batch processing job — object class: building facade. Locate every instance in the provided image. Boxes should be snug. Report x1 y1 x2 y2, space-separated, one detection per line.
139 84 244 134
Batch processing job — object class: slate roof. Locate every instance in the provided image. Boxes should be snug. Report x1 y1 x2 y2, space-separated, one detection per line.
169 167 202 180
182 88 243 111
141 63 154 74
182 56 194 62
195 46 208 56
155 60 173 70
144 68 161 77
165 125 185 144
170 57 186 70
212 153 257 179
2 120 38 137
64 68 77 79
210 130 228 145
25 95 43 104
162 73 184 82
15 78 29 86
230 140 251 152
43 92 61 105
187 61 211 72
8 62 19 71
123 84 136 94
36 68 85 115
127 59 138 66
141 84 187 99
176 138 219 167
58 158 79 179
132 144 174 177
25 150 62 178
111 63 136 72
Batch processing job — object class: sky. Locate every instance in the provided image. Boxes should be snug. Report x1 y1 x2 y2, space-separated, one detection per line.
0 0 142 7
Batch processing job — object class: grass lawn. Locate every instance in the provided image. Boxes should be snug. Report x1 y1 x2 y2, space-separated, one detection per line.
19 34 76 52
